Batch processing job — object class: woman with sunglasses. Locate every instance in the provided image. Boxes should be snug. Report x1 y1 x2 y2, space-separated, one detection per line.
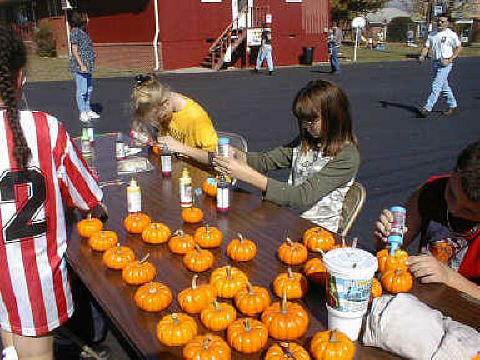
132 74 217 161
374 141 480 299
213 80 360 233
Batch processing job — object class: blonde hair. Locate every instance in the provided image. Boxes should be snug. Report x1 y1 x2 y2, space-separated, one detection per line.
132 76 171 129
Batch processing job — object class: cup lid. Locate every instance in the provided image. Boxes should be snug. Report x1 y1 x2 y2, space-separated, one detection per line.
323 247 377 278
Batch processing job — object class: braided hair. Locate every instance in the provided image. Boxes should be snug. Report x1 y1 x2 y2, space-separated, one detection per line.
0 27 29 170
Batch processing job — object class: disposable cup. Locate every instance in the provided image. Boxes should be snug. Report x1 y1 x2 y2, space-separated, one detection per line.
326 305 364 341
323 247 378 340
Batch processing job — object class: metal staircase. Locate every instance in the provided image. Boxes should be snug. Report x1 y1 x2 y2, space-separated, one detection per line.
202 6 249 70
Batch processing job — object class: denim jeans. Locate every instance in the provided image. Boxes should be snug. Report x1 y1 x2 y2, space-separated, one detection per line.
425 60 457 111
330 46 340 72
256 44 274 71
74 71 93 113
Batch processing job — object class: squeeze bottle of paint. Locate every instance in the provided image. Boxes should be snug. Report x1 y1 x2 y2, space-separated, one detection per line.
216 175 230 212
127 178 142 213
179 168 193 208
388 206 406 254
161 145 172 176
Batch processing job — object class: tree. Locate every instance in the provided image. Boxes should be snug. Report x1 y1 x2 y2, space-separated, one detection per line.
331 0 389 22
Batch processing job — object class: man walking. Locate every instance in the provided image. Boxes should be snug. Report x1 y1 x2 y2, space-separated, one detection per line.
419 16 462 117
328 25 343 73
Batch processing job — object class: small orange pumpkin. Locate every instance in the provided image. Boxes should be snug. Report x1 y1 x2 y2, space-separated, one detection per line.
377 248 409 273
183 245 215 272
310 329 355 360
182 207 204 223
194 225 223 248
141 222 171 244
302 227 336 252
124 212 151 234
178 274 216 314
169 230 196 254
261 290 309 340
381 267 413 294
202 177 218 197
430 241 454 264
134 281 172 312
265 342 311 360
200 299 237 332
303 257 327 285
277 237 308 265
89 231 118 252
77 214 103 238
234 282 271 316
226 318 268 354
102 243 135 269
156 312 197 347
273 267 308 299
183 334 231 360
226 233 257 262
210 265 248 298
371 277 383 299
122 255 156 286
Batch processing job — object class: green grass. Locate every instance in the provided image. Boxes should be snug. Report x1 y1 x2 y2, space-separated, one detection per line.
25 43 480 82
338 42 480 64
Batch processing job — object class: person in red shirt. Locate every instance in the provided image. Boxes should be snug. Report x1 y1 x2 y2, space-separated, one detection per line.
0 27 104 359
374 141 480 300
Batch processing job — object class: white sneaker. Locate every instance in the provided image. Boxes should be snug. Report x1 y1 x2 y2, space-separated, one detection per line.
79 112 89 123
87 110 100 119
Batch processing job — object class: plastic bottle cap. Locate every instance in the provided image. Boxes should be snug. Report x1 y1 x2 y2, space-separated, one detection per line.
129 178 138 187
218 137 229 144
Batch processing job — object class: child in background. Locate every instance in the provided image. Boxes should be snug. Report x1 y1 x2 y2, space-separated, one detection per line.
213 80 360 232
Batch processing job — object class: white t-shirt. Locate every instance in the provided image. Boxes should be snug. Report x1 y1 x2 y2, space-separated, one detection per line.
426 28 461 60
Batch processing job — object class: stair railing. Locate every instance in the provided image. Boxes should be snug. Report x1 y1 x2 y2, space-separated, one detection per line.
209 5 249 70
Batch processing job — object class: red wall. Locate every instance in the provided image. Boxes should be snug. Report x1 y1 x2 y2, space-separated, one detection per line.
158 1 231 70
255 0 329 65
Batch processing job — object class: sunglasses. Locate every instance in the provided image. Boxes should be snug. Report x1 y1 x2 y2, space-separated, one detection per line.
134 74 153 86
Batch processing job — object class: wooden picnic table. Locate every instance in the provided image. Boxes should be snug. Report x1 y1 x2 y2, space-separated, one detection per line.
67 150 480 360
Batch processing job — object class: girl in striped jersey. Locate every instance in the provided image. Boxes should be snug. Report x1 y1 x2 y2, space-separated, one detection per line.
0 28 104 359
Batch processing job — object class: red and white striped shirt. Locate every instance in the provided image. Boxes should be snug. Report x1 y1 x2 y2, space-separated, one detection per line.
0 110 102 336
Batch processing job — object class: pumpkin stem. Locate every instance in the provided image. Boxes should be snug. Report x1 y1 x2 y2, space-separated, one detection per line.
237 233 243 243
244 318 251 332
139 253 150 263
281 289 288 314
287 267 294 280
280 342 295 359
395 268 403 276
192 274 199 289
286 236 293 246
226 265 232 280
246 282 254 296
86 213 92 220
174 229 184 238
213 299 220 312
205 224 209 233
195 244 202 253
148 283 157 294
202 336 211 350
330 329 338 343
171 313 179 325
152 223 159 229
116 242 120 248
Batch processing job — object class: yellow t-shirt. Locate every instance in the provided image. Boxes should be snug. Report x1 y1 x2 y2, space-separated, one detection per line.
165 96 218 151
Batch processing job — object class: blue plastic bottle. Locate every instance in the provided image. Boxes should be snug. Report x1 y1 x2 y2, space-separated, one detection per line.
388 206 406 255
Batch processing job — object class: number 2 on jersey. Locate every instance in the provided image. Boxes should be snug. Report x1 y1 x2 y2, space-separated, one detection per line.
0 168 47 243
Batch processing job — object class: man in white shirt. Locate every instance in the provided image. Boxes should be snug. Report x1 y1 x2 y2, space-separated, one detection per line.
419 16 462 117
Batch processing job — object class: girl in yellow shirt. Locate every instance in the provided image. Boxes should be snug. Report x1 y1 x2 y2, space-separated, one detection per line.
132 74 218 159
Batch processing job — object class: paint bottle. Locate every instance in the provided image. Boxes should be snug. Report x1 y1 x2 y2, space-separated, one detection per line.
127 178 142 213
388 206 406 254
179 168 193 208
130 130 153 147
81 128 92 154
218 137 230 158
161 145 172 176
216 175 230 212
116 133 126 160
